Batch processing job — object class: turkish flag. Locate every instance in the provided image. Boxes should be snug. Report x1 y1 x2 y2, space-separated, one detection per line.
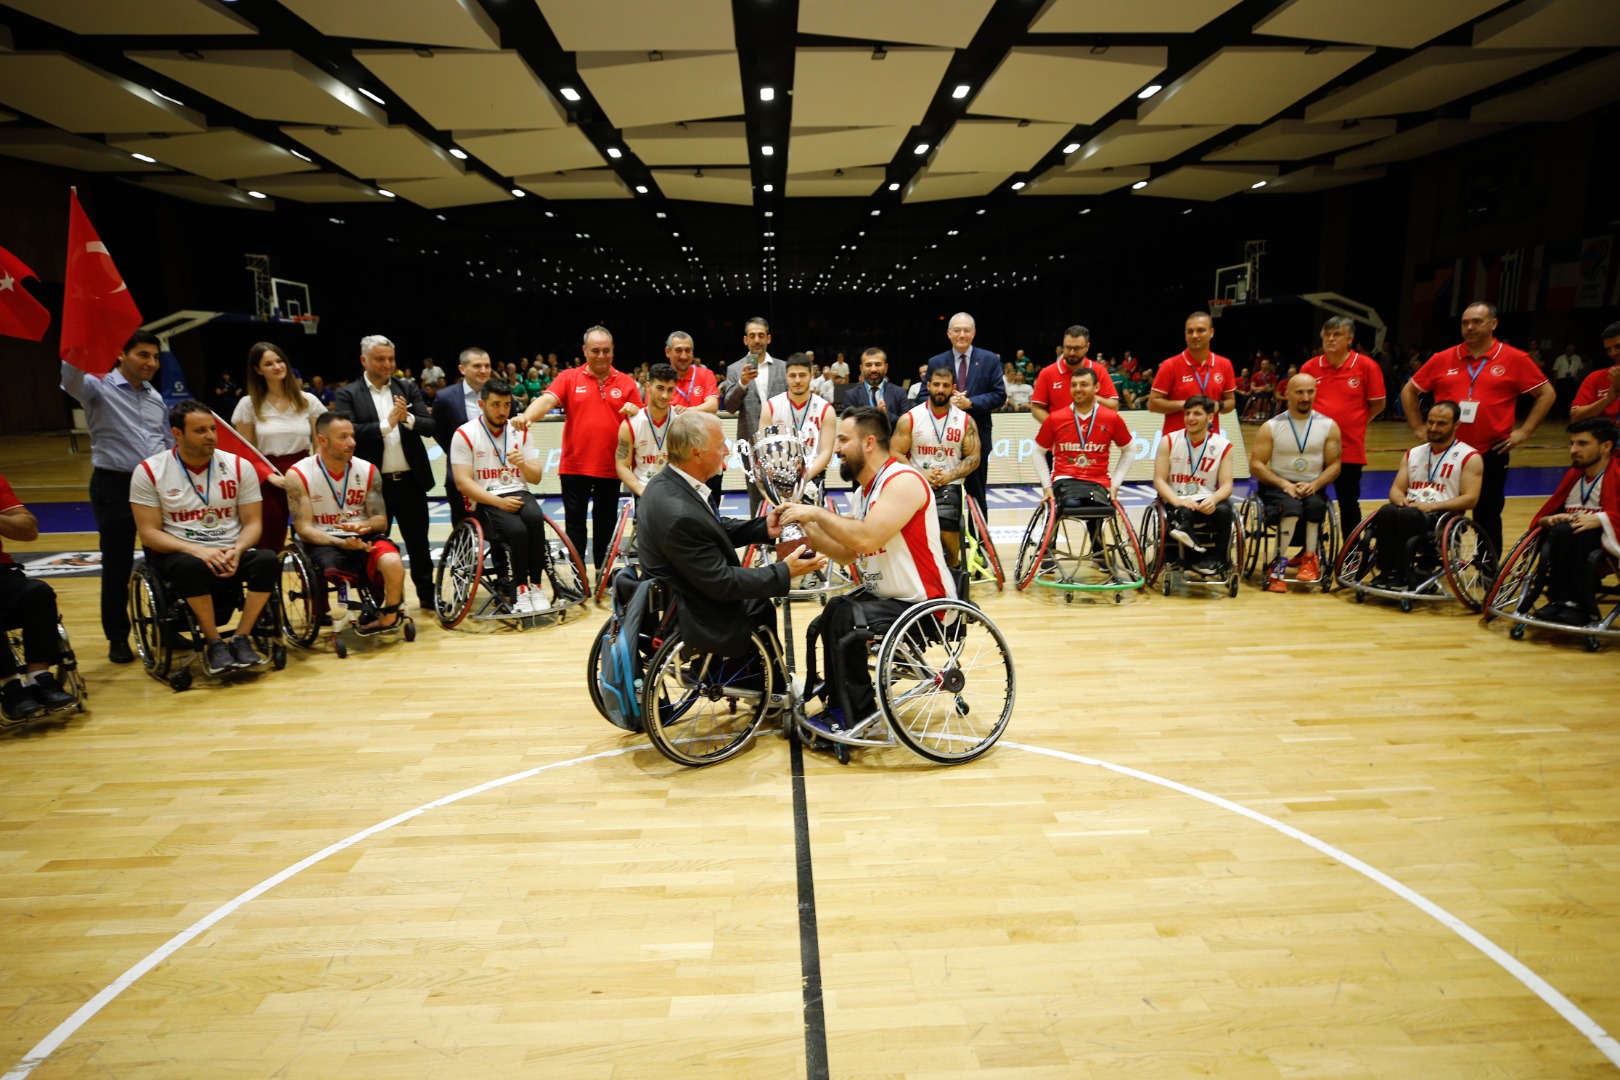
0 243 52 342
60 189 143 375
211 412 277 485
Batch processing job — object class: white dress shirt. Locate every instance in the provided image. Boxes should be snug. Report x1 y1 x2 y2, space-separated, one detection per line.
365 376 416 473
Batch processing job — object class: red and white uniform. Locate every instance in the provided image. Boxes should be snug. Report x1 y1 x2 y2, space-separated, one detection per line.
669 364 719 411
1153 351 1236 435
1401 440 1478 505
764 392 833 457
852 459 955 604
1409 340 1547 449
626 409 670 482
1571 367 1620 420
286 454 379 536
1031 358 1117 414
450 417 531 510
131 448 262 547
1266 410 1336 485
1532 465 1620 557
903 402 969 485
1164 430 1232 499
1036 404 1133 485
1300 352 1385 466
0 475 22 565
548 366 644 478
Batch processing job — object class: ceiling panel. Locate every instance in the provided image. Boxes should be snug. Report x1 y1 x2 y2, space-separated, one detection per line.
797 0 996 48
1256 164 1387 193
576 51 743 128
126 174 275 210
1473 0 1620 47
902 171 1013 203
0 53 207 134
235 173 389 202
279 0 499 48
788 126 910 172
1333 119 1509 168
453 127 606 175
1304 46 1572 122
109 129 317 180
971 47 1167 125
1255 0 1503 48
0 129 172 172
786 167 885 198
1469 52 1620 121
1029 0 1243 33
1201 118 1396 161
1135 47 1372 126
130 50 388 128
382 174 514 209
536 0 736 51
1066 120 1228 171
355 51 566 131
1020 165 1150 195
1132 163 1277 201
792 48 953 127
0 0 255 36
652 168 754 204
282 126 464 181
930 120 1071 174
625 122 750 165
514 169 633 199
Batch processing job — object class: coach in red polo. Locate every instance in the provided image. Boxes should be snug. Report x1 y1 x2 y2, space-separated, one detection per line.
1301 316 1385 534
1149 311 1237 436
1400 302 1554 559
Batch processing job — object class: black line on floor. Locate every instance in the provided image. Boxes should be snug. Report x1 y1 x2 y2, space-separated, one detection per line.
789 736 831 1080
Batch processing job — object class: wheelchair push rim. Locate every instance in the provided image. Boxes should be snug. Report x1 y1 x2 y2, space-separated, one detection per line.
641 631 776 766
877 598 1015 764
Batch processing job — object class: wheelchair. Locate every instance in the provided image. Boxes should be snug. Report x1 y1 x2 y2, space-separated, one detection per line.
1333 509 1490 612
279 541 417 658
434 508 588 629
1013 493 1146 601
1484 527 1620 652
594 498 638 605
128 559 287 692
1137 499 1243 598
961 493 1005 592
4 618 87 723
1238 489 1340 593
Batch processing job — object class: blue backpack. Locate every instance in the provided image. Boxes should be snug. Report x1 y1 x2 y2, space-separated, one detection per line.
597 569 657 732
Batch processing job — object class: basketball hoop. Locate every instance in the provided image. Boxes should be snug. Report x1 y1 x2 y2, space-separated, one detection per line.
1208 299 1233 319
293 315 320 336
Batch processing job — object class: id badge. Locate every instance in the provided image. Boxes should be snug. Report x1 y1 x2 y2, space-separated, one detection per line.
1458 400 1479 423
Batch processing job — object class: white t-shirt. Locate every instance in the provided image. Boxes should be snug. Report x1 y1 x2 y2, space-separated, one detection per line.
450 417 532 503
1005 382 1033 408
230 392 325 457
131 448 263 547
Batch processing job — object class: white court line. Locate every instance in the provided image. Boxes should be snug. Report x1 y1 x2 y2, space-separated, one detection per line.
1002 740 1620 1069
8 739 1618 1076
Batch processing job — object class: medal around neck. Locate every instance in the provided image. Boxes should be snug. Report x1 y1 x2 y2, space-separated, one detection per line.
740 422 818 558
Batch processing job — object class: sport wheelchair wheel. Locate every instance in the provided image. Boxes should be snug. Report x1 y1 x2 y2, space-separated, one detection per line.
1333 514 1376 591
1239 493 1263 580
1441 515 1490 612
435 518 485 629
876 598 1015 764
1137 502 1165 587
594 501 634 605
1483 528 1542 624
129 561 174 681
641 631 776 767
539 511 589 610
1013 498 1056 591
964 495 1004 592
278 547 321 649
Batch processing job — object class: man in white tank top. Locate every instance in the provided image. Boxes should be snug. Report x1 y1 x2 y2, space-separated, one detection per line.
616 364 676 498
1150 394 1234 576
1370 401 1482 589
760 354 836 489
889 366 982 567
1249 373 1342 591
778 407 956 734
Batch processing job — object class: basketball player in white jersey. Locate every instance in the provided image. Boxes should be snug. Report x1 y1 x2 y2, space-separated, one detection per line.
285 411 407 633
778 407 955 734
761 353 836 488
616 363 676 498
449 378 550 613
130 400 278 676
1525 418 1617 624
890 366 981 567
1249 373 1342 591
1151 394 1234 577
1369 401 1482 589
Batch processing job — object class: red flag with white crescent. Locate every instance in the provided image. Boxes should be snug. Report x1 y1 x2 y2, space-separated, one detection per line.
60 188 143 375
211 412 277 485
0 243 52 342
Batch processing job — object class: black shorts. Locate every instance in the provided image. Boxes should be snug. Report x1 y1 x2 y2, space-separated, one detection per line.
934 485 963 532
1258 484 1328 523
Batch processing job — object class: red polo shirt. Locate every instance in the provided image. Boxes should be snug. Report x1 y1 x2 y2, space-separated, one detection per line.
1409 340 1546 449
1300 352 1386 465
1030 358 1118 414
669 363 719 410
1572 366 1620 419
1152 351 1236 435
549 366 644 478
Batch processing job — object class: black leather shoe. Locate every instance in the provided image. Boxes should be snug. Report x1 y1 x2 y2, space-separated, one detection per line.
108 640 135 664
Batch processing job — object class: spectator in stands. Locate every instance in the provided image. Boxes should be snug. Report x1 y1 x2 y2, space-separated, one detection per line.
212 372 241 414
308 375 336 407
420 358 445 386
828 353 850 382
1004 371 1033 410
1554 343 1586 417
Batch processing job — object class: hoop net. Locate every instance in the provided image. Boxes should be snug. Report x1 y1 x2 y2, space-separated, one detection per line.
1207 299 1234 319
293 315 320 336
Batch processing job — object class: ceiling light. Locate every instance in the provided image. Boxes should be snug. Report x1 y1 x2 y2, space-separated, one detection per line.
1011 181 1025 190
887 182 900 191
511 188 526 197
246 190 266 199
763 183 774 192
913 143 930 155
1137 84 1163 100
952 84 971 99
560 87 581 102
152 89 185 106
1182 208 1194 214
130 152 158 164
545 211 556 218
870 209 881 216
760 86 775 102
765 211 774 217
606 147 622 159
656 211 667 218
1079 207 1091 215
761 144 774 156
1131 180 1148 190
1062 142 1081 154
947 229 958 236
328 217 343 224
358 87 386 105
449 147 468 160
436 214 446 221
636 185 648 194
975 208 986 215
288 149 312 162
1250 179 1268 189
377 188 396 198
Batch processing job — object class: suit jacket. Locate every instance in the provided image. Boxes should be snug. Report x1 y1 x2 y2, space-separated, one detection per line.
841 379 910 419
431 379 477 498
926 345 1006 435
334 375 437 492
722 354 788 439
635 467 788 655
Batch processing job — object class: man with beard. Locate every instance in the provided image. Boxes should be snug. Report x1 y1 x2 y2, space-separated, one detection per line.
890 366 982 568
1250 374 1342 592
1367 401 1482 590
1523 418 1619 626
846 347 909 416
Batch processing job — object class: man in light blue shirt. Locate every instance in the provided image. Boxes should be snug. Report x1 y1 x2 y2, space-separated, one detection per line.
60 329 172 663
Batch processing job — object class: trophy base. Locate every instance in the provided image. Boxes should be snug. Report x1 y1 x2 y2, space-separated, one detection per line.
774 536 816 560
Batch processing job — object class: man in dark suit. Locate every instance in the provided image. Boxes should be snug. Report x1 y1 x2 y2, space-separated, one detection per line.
636 412 823 659
334 334 438 610
925 312 1006 509
430 346 494 525
842 347 910 418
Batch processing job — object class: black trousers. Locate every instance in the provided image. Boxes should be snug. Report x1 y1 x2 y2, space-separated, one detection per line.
1165 499 1234 565
1476 449 1510 559
90 467 137 643
380 473 435 601
477 493 550 586
1333 462 1365 535
807 589 912 720
1543 522 1603 613
147 547 279 600
1373 506 1441 577
0 566 62 676
560 473 620 570
964 421 991 510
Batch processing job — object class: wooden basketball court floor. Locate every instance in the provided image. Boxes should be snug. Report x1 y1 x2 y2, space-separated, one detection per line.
2 428 1617 1078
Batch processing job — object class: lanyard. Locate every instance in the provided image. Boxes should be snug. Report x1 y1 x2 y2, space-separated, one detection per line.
1072 405 1100 450
1459 342 1503 400
173 449 212 506
1285 412 1315 455
646 411 669 453
1184 432 1211 476
1183 351 1212 395
1425 441 1454 485
787 395 812 432
858 459 902 519
926 404 952 445
1578 468 1606 506
480 417 507 462
320 458 352 510
675 368 700 405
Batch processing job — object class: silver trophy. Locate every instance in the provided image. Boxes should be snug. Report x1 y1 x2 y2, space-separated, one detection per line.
739 422 817 559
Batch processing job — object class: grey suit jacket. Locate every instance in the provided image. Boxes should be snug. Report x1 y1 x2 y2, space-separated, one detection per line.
721 353 788 439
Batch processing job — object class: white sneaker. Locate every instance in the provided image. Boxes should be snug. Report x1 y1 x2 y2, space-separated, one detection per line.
1169 527 1206 553
528 585 551 611
513 584 532 613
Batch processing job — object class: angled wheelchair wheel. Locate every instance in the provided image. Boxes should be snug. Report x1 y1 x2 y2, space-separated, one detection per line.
277 548 321 649
641 632 774 767
128 562 173 680
1013 498 1056 591
1320 502 1341 593
540 511 589 610
1334 514 1377 592
877 598 1015 764
1441 515 1489 612
586 614 612 721
595 501 634 605
1484 528 1542 625
1137 502 1165 587
1239 494 1263 580
53 619 88 711
1226 514 1245 597
435 518 484 629
1105 504 1147 590
965 495 1004 591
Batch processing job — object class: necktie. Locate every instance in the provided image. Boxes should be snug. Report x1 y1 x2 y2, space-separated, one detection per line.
958 353 968 390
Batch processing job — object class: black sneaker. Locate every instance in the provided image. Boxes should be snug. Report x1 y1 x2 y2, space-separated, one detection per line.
108 640 135 664
2 680 45 725
227 635 266 669
202 639 236 676
29 673 76 711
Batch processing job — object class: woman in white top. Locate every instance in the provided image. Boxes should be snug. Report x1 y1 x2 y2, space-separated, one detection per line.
231 341 326 551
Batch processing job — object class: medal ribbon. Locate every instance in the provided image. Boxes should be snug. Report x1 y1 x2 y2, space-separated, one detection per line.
1184 431 1211 479
1285 412 1315 457
480 418 509 486
320 459 353 515
1578 468 1606 507
173 448 212 508
858 459 902 520
1426 440 1455 486
1072 405 1100 463
1183 351 1212 396
927 404 952 447
647 411 669 453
